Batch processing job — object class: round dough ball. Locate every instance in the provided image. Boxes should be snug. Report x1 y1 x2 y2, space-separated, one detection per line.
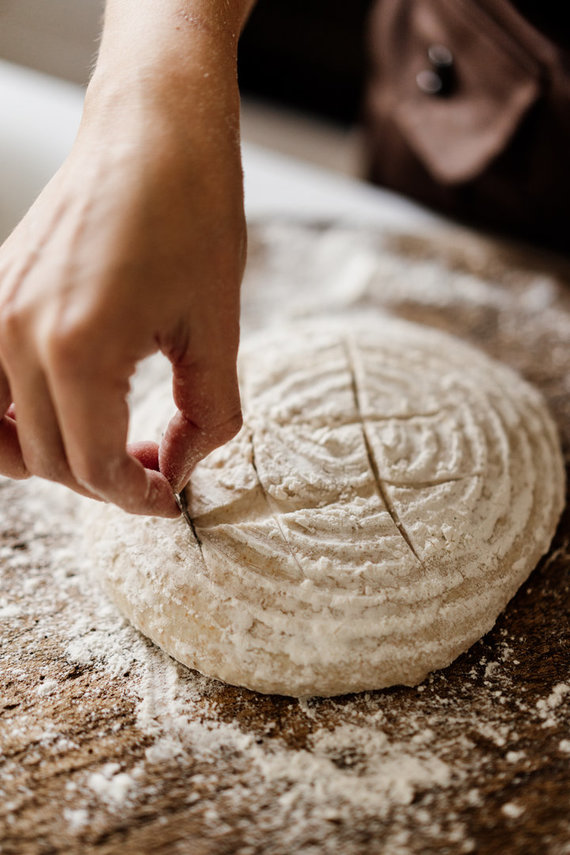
86 318 565 697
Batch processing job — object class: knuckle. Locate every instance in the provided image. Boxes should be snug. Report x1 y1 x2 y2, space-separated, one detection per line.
0 300 23 346
44 325 89 371
42 464 72 485
72 454 128 498
71 454 100 490
73 462 110 496
23 452 70 485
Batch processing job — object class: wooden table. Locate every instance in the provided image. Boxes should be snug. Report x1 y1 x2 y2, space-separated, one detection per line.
1 217 569 855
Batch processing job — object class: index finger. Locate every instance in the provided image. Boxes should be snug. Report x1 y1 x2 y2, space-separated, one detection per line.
159 356 243 493
48 350 179 517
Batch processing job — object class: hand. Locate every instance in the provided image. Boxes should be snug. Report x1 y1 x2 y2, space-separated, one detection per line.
0 61 246 516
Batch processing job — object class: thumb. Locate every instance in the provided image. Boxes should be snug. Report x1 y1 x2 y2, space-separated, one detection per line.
159 356 243 493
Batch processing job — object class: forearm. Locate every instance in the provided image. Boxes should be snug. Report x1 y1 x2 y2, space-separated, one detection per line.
93 0 256 90
87 0 255 495
84 0 257 171
0 2 254 515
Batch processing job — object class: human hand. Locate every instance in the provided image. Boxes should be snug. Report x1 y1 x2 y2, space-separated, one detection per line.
0 53 246 516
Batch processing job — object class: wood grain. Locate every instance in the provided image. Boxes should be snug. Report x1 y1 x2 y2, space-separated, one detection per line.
1 222 568 855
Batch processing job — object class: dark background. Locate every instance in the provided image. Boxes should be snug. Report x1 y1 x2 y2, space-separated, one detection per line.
238 0 376 125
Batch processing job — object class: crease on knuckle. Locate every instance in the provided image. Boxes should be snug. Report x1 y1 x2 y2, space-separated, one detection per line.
0 299 24 348
44 325 90 373
73 454 133 501
23 453 70 485
74 461 111 497
39 463 71 485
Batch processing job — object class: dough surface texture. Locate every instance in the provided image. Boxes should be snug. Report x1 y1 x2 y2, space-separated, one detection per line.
86 318 565 697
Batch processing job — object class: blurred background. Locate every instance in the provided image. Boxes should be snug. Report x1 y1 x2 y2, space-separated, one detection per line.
3 3 569 255
0 0 372 175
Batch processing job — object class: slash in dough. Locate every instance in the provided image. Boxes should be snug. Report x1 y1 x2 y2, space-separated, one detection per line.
86 318 566 697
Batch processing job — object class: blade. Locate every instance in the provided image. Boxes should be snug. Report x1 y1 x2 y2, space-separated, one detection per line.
175 488 196 535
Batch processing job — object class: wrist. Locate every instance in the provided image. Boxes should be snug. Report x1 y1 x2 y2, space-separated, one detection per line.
91 0 244 90
83 0 253 140
90 32 237 103
84 38 240 149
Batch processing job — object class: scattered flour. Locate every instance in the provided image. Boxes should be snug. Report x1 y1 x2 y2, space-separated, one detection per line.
32 502 560 853
536 683 570 714
87 764 137 806
502 802 525 819
536 683 570 727
63 808 89 831
0 601 22 619
2 223 569 854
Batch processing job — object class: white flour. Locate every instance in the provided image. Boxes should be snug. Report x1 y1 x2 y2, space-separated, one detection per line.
1 222 569 854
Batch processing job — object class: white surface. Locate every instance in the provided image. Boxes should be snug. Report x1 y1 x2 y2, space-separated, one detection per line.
0 59 441 244
0 0 102 85
242 145 439 230
0 60 84 240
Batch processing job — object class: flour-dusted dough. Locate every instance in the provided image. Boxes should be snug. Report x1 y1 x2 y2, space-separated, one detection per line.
86 318 565 697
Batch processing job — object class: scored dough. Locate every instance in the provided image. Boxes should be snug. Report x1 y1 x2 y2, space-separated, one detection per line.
85 317 565 697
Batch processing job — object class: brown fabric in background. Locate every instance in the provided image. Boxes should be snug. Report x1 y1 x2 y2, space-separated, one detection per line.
238 1 568 252
363 0 570 253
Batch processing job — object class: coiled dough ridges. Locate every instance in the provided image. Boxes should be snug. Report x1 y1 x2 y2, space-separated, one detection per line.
86 317 566 697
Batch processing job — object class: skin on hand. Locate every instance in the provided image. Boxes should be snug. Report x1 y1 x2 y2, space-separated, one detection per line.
0 2 251 516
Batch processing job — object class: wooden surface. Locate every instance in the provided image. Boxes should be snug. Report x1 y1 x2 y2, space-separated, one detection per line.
0 222 569 855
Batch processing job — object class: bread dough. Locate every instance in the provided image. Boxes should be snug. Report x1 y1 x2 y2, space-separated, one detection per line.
85 317 565 697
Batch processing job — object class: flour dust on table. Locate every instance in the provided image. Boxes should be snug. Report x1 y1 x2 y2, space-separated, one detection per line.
85 316 565 697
